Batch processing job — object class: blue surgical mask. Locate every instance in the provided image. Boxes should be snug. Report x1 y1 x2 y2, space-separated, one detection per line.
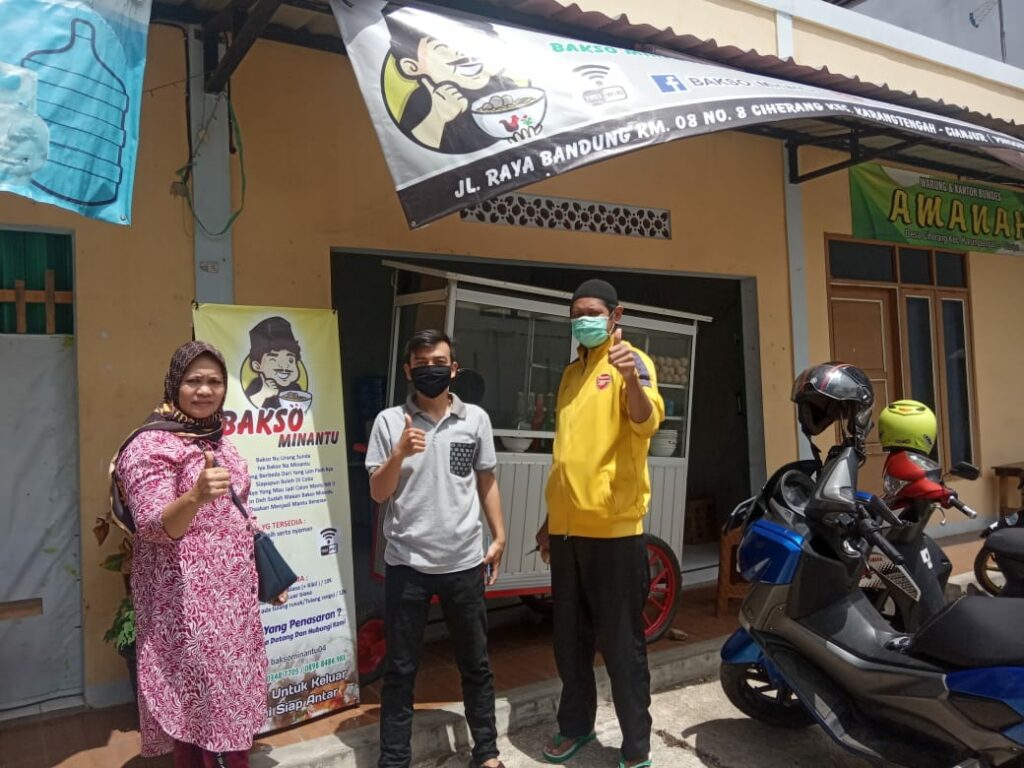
572 316 611 348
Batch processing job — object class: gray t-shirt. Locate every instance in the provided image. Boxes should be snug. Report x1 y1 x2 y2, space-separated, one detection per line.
365 393 497 574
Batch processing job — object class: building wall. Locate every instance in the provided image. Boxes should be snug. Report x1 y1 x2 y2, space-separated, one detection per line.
228 39 799 474
848 0 1022 68
3 1 1024 702
0 32 796 701
791 21 1024 123
563 0 1024 124
0 23 194 702
798 147 1024 521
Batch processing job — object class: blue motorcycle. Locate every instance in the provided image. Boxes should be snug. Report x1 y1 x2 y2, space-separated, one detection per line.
720 362 1024 768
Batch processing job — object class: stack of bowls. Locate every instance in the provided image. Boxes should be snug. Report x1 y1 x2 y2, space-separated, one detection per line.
649 429 679 457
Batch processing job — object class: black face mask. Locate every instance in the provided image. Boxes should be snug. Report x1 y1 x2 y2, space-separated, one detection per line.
410 364 452 399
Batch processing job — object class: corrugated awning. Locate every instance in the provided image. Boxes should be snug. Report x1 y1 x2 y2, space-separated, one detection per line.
152 0 1024 188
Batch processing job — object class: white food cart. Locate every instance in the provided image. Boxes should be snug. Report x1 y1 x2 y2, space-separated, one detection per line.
357 261 709 682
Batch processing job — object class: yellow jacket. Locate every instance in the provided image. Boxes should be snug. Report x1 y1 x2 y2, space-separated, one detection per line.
545 337 665 538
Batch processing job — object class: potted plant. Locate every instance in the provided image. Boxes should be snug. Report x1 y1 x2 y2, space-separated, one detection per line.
94 515 137 697
104 595 137 697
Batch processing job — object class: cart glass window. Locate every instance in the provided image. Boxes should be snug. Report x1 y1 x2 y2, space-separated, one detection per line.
452 296 570 444
620 326 692 458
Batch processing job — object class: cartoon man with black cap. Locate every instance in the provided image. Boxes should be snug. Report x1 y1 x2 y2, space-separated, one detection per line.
536 278 664 768
244 316 307 410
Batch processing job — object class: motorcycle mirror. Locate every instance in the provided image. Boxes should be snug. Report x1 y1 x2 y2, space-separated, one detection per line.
950 462 980 481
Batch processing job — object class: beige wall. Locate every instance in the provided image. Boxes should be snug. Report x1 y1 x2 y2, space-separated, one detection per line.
792 21 1024 124
0 24 194 697
797 147 1024 518
565 0 1024 124
5 4 1023 698
229 39 800 477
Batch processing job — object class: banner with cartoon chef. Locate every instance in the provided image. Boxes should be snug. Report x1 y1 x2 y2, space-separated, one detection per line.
0 0 151 224
330 0 1024 229
193 303 360 732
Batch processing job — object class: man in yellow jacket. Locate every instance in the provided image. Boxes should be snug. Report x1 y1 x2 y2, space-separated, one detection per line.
537 279 664 768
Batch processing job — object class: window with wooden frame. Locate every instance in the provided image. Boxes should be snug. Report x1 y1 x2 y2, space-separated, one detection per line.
827 237 976 467
0 230 73 335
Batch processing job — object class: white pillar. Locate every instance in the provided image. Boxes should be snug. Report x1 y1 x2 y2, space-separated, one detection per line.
776 11 812 460
187 29 234 304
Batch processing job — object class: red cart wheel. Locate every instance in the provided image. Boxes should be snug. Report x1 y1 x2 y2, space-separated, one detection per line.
357 612 387 685
643 535 682 643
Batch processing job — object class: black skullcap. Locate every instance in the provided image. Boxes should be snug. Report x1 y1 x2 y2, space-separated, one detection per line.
571 278 618 310
248 316 301 361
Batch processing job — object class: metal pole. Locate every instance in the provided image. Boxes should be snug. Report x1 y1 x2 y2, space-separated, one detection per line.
997 0 1007 62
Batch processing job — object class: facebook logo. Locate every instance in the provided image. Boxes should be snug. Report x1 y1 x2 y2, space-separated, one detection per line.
650 74 688 93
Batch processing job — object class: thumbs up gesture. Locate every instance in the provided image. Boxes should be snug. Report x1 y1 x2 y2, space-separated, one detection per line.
192 450 232 505
396 413 427 459
607 328 636 378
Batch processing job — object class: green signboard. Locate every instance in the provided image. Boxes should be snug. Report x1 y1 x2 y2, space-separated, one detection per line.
850 163 1024 255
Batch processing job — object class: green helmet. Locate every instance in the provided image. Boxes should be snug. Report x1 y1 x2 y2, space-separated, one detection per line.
878 400 937 454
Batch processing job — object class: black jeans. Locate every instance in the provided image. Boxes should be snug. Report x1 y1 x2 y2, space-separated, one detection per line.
550 535 652 762
379 564 498 768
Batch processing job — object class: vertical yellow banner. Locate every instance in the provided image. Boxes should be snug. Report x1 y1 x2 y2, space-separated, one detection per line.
193 303 359 731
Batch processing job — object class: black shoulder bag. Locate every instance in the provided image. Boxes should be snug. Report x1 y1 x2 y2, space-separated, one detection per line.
219 461 298 604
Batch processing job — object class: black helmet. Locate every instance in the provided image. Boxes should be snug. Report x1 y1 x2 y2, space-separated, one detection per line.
791 362 874 442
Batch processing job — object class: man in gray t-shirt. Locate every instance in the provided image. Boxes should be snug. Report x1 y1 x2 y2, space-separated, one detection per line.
366 329 506 768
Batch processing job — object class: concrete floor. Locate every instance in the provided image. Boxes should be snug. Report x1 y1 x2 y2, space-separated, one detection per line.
416 678 873 768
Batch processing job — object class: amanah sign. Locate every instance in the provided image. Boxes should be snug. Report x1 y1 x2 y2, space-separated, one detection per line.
330 0 1024 229
851 163 1024 255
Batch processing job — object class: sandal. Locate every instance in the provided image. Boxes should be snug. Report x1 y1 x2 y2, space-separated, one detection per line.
542 731 596 763
618 760 653 768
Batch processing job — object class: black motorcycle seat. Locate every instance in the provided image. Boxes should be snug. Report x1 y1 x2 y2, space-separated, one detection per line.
986 527 1024 562
910 596 1024 668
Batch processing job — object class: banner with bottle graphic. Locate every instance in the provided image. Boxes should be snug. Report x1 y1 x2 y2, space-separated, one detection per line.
0 0 151 224
193 303 360 732
851 163 1024 255
330 0 1024 230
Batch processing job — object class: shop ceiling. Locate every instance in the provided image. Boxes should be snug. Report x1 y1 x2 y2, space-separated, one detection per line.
150 0 1024 189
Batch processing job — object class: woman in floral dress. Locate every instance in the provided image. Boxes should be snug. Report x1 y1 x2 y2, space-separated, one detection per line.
118 341 286 768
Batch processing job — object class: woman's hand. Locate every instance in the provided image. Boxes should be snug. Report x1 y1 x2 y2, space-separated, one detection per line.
192 451 231 505
271 590 288 606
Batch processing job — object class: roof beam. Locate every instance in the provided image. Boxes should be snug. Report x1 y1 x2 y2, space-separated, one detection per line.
204 0 284 93
789 137 925 184
884 152 1024 188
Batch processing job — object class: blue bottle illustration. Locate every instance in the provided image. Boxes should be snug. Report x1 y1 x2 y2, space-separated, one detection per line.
21 17 128 207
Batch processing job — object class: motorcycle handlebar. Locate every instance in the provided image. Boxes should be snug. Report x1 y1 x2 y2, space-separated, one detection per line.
948 495 978 519
871 528 905 565
856 514 905 565
860 492 904 528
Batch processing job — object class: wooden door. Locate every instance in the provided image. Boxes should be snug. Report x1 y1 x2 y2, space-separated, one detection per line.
829 286 901 495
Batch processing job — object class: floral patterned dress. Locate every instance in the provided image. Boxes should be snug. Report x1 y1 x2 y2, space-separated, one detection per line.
118 430 267 756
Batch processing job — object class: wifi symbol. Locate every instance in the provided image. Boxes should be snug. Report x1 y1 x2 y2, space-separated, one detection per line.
574 64 611 86
320 527 339 555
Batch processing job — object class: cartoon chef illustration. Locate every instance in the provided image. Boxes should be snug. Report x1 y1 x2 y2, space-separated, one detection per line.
382 3 545 154
244 316 311 411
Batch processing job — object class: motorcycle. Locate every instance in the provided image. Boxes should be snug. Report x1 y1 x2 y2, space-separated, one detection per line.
720 441 1024 768
858 449 980 632
974 477 1024 596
